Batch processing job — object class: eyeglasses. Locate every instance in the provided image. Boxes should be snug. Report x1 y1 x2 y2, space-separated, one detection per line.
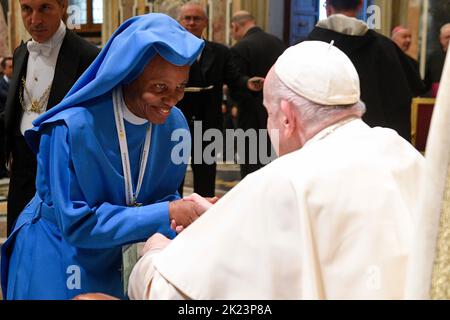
181 15 205 23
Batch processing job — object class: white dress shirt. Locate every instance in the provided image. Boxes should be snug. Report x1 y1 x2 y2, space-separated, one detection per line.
20 21 66 135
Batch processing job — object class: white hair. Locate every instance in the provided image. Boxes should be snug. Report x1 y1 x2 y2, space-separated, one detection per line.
441 23 450 35
269 71 366 129
179 1 208 19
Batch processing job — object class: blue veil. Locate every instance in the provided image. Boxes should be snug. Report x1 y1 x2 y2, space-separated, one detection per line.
26 13 204 151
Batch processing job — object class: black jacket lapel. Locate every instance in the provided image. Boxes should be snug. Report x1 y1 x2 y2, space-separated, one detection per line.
11 45 28 90
4 44 28 135
47 30 80 110
200 41 215 82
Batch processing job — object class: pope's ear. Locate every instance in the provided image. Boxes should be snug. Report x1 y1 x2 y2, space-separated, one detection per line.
280 99 297 135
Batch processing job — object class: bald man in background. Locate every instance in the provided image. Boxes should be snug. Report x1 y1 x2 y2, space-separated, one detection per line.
391 26 412 51
391 26 415 64
176 2 263 197
230 11 286 178
391 26 424 96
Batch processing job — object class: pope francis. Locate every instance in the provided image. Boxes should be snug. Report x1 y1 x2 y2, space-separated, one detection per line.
126 41 425 300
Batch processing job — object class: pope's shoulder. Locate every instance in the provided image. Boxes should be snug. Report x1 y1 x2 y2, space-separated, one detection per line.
242 122 423 189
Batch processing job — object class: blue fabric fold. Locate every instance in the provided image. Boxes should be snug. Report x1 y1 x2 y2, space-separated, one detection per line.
26 13 204 153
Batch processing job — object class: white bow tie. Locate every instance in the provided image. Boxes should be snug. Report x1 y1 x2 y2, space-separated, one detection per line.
27 41 53 57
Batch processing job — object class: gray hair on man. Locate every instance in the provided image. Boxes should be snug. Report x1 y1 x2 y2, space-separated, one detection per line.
441 23 450 35
179 1 208 20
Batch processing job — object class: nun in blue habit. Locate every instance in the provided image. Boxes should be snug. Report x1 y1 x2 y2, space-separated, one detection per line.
1 13 204 300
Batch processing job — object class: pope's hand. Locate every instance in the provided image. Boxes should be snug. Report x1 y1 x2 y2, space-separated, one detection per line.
170 194 218 232
170 193 219 233
141 233 171 257
184 193 218 212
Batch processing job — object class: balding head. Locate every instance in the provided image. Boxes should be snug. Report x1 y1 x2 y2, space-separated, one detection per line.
178 1 208 38
231 10 256 41
231 11 255 25
391 26 412 52
440 23 450 52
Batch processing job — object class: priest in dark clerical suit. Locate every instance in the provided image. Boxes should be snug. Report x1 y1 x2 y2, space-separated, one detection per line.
230 11 286 178
391 25 425 96
177 2 262 197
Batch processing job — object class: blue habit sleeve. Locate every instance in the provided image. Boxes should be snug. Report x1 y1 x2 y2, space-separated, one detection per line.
40 124 176 249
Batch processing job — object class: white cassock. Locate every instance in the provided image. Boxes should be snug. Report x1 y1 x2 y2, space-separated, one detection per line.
129 119 424 300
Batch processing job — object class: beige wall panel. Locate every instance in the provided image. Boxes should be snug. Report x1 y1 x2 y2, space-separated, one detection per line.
407 0 422 60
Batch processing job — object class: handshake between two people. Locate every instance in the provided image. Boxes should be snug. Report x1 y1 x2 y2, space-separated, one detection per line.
169 193 219 234
73 194 218 301
138 194 218 258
